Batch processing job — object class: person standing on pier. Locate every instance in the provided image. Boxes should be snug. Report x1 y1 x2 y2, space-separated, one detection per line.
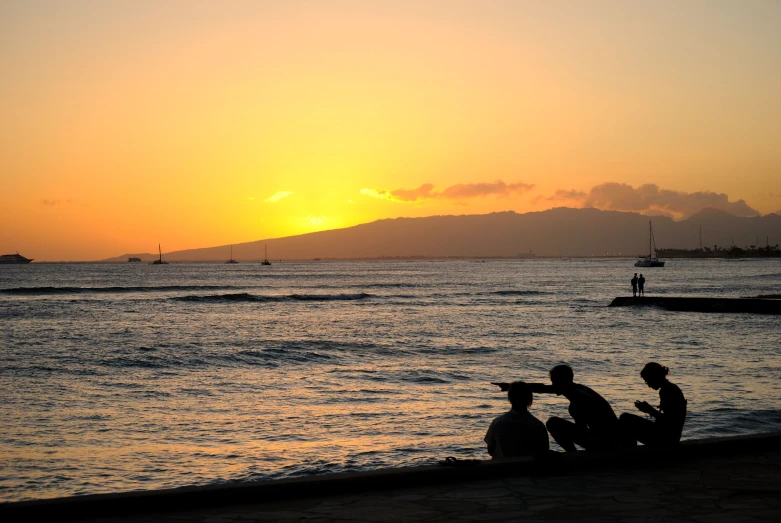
631 273 638 297
638 274 645 296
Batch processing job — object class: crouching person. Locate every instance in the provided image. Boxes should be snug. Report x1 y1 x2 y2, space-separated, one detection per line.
485 381 549 458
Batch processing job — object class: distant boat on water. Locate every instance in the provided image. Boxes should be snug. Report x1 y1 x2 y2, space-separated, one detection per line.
261 244 271 265
635 221 665 267
0 252 33 264
128 257 142 263
150 244 169 265
226 246 238 264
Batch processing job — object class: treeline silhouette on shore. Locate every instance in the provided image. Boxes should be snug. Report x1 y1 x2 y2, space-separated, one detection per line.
657 244 780 258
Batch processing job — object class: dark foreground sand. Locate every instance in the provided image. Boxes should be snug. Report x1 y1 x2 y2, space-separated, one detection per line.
4 433 781 522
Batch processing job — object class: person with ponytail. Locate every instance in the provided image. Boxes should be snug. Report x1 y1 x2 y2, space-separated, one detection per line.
620 362 687 448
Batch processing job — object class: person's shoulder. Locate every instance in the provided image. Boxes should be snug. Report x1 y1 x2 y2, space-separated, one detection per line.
573 383 600 397
486 412 504 436
572 384 613 408
523 410 546 427
491 410 514 424
662 381 685 399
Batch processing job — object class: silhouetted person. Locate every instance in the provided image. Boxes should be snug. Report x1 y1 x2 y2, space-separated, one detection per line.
631 273 638 297
494 365 619 452
620 362 687 448
485 381 549 458
638 274 645 296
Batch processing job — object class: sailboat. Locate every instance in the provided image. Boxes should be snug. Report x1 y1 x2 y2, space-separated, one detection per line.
226 245 238 264
635 221 665 267
151 244 169 265
261 244 271 266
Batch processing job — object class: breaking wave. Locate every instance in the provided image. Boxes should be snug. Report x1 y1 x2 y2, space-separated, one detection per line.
489 290 550 296
1 285 249 295
172 292 373 303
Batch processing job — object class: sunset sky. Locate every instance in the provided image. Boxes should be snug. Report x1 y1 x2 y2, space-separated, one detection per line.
2 0 780 260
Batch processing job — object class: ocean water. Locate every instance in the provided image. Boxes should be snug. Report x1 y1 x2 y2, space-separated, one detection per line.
1 259 780 502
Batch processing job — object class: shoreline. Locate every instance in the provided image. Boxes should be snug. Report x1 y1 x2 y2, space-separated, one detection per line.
3 432 780 521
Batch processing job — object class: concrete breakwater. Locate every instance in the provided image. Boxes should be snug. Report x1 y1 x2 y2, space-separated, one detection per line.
2 433 780 522
609 296 781 314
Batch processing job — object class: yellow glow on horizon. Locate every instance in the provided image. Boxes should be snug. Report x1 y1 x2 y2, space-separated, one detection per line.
2 1 781 259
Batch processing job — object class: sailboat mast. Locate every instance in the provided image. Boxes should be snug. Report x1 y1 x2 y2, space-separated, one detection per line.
649 221 652 257
159 243 162 262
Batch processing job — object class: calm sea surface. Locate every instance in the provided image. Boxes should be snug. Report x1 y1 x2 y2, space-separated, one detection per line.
1 259 780 502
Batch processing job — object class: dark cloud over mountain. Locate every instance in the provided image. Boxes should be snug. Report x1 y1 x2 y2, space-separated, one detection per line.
543 183 759 219
361 180 534 203
547 189 587 201
583 183 759 219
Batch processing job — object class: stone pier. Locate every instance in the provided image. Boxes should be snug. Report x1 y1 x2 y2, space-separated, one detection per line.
609 296 781 314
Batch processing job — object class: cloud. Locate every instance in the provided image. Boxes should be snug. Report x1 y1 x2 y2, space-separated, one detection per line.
359 188 394 201
582 183 759 219
547 189 587 201
265 191 293 203
41 199 60 206
440 181 534 199
359 184 435 203
391 183 437 202
360 180 534 203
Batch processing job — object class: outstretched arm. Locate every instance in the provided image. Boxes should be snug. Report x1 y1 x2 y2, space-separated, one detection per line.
528 383 555 394
491 382 554 393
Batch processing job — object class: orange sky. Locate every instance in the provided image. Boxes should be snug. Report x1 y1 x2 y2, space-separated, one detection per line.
2 1 780 260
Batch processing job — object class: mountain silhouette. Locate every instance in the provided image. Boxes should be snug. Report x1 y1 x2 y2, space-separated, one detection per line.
104 207 781 261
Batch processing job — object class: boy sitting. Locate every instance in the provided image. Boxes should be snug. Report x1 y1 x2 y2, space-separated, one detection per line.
485 381 549 458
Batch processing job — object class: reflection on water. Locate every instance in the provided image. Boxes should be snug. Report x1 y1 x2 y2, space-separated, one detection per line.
1 259 780 501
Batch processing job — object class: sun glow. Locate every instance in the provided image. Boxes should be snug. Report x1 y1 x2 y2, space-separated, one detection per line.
2 1 780 260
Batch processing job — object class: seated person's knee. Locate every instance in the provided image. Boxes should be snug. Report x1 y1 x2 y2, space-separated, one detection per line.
546 416 564 431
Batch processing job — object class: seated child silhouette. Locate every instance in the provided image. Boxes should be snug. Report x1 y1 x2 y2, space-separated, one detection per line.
485 381 549 458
